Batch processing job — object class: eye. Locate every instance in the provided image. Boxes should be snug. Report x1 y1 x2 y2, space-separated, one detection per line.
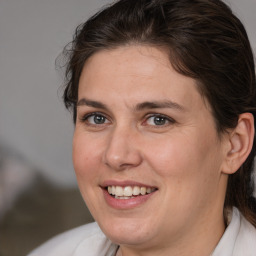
144 114 174 126
81 113 111 125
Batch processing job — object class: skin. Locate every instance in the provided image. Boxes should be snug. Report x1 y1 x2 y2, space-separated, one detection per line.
73 45 231 256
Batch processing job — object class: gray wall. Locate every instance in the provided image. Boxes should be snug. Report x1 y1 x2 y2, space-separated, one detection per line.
0 0 255 187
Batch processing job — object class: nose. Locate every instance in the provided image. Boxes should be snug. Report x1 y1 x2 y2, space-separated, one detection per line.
103 126 143 171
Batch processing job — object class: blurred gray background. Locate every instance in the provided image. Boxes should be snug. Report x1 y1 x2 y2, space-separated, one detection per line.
0 0 255 255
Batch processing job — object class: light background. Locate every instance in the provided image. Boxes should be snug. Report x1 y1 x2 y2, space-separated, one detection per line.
0 0 255 187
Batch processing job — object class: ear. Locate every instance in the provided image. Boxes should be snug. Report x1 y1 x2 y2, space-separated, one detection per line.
222 113 254 175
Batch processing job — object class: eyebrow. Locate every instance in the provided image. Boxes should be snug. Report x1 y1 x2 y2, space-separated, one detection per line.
134 101 185 112
77 98 185 112
77 98 109 110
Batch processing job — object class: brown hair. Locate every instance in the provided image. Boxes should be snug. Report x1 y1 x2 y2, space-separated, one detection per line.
62 0 256 226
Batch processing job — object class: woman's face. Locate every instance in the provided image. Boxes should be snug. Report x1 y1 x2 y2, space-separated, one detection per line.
73 45 228 250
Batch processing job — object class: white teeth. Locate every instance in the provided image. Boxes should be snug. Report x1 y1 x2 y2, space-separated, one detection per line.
107 185 156 197
115 186 123 196
140 187 146 195
124 186 133 196
133 186 140 195
115 196 135 199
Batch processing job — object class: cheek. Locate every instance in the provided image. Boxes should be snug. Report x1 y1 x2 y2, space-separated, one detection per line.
144 133 221 189
72 132 102 181
145 136 223 219
72 133 104 212
144 135 195 177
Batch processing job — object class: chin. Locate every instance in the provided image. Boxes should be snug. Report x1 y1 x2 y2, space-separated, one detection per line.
98 216 156 246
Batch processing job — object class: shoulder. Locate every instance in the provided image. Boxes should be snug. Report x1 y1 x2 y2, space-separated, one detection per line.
27 222 118 256
212 207 256 256
233 209 256 255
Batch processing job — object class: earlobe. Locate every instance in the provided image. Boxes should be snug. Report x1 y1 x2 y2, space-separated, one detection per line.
222 113 254 175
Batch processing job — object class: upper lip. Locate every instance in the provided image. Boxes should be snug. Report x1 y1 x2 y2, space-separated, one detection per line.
101 180 157 188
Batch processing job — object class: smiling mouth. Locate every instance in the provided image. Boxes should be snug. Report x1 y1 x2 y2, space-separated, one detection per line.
106 185 157 199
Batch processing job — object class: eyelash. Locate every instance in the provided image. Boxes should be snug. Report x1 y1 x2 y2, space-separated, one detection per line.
79 112 175 127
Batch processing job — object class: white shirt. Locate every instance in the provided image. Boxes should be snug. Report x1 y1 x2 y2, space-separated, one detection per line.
28 207 256 256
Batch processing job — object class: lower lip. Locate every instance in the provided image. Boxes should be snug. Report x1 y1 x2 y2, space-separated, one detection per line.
102 188 157 209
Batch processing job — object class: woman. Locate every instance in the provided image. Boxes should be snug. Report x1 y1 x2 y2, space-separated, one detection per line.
29 0 256 255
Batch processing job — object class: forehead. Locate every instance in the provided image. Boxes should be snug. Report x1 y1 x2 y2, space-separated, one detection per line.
78 45 209 112
81 45 172 81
